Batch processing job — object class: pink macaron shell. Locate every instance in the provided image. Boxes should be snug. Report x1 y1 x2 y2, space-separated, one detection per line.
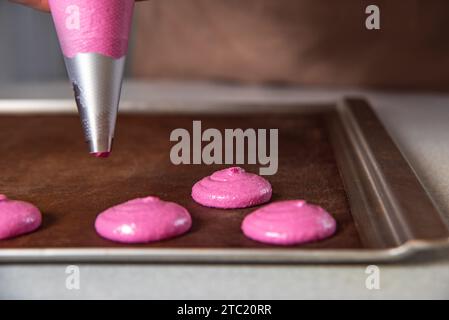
191 167 272 209
95 196 192 244
0 195 42 240
49 0 134 58
241 200 337 245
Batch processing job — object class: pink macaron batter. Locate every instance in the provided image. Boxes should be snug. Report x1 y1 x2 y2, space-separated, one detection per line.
49 0 135 58
242 200 337 245
0 195 42 240
192 167 272 209
95 196 192 244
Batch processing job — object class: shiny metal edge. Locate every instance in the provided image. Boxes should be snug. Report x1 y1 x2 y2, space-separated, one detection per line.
0 239 448 264
0 100 332 115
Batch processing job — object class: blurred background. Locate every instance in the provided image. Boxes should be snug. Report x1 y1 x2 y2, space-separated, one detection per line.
0 2 64 83
1 0 448 91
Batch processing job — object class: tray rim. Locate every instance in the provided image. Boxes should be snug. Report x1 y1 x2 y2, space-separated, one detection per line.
330 98 449 249
0 238 448 264
1 98 448 264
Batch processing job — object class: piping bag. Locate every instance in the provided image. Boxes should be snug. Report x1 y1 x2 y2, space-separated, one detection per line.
49 0 135 157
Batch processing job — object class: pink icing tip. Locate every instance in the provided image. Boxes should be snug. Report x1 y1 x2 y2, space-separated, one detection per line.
91 152 110 158
191 167 272 209
0 196 42 240
241 200 337 246
95 196 192 244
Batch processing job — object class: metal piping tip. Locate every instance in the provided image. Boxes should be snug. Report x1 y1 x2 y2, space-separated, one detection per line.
64 53 126 155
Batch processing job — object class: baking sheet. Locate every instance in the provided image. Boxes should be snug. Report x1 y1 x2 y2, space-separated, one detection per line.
0 98 448 263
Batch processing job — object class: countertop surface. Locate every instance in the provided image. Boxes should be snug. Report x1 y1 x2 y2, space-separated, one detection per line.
0 81 449 299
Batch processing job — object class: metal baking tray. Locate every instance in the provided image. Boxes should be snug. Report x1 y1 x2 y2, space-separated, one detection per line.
0 97 448 263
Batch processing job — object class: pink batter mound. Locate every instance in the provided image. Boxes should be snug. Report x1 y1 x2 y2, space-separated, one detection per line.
192 167 272 209
241 200 337 245
95 196 192 244
0 195 42 240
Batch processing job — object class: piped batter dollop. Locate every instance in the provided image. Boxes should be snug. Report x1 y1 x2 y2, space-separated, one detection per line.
0 195 42 240
191 167 272 209
95 196 192 243
241 200 337 245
